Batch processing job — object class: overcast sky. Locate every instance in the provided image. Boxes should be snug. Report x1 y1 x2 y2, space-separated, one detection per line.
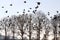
0 0 60 20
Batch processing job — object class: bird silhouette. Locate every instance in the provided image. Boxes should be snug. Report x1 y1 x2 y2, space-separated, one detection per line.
35 6 39 9
28 10 30 12
7 16 9 17
5 10 8 13
17 12 19 13
10 4 12 6
37 2 40 5
33 10 35 14
57 11 59 13
2 6 4 8
35 10 37 12
24 1 26 3
29 8 32 9
23 9 25 11
23 11 25 13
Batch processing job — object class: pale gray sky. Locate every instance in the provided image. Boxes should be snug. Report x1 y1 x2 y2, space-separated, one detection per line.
0 0 60 19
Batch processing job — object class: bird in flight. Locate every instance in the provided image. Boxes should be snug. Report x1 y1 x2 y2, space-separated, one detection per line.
5 10 8 13
24 1 26 3
2 6 4 8
37 2 40 5
10 4 12 6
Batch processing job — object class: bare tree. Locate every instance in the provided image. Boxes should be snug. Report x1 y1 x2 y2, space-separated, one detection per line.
0 17 11 40
36 17 41 40
0 16 18 40
28 15 32 40
0 11 53 40
51 14 60 40
3 18 9 40
17 14 28 40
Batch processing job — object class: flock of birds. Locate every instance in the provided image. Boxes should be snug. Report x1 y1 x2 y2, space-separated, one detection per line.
23 1 41 14
1 0 59 20
1 1 41 17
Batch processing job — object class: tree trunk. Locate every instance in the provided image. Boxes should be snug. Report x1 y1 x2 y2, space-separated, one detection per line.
29 24 31 40
37 29 40 40
29 15 31 40
53 26 57 40
12 30 15 40
5 26 7 40
21 24 24 40
37 19 41 40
